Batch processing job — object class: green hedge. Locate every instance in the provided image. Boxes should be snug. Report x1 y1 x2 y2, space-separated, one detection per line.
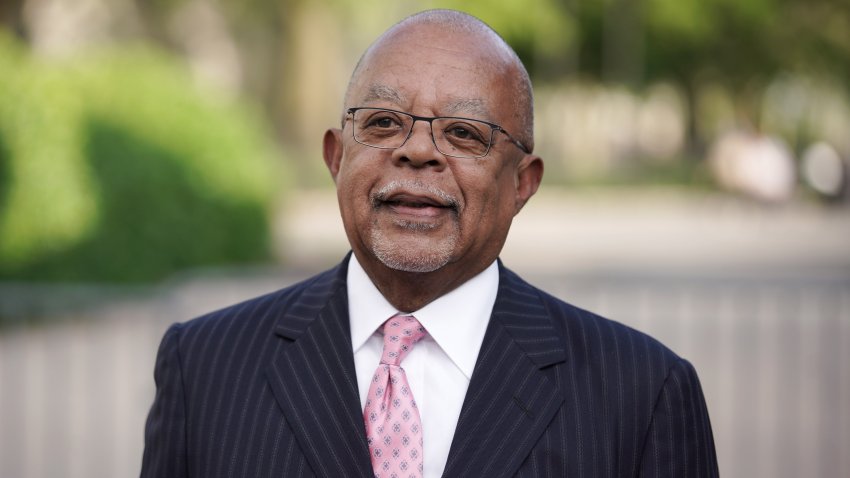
0 34 282 282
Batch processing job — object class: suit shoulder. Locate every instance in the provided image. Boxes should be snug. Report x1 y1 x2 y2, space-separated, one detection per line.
501 265 685 371
542 286 681 359
176 264 343 339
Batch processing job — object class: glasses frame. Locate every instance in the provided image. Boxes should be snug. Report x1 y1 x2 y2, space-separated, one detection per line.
345 107 530 159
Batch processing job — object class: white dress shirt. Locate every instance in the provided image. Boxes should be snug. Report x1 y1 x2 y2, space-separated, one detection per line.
347 254 498 478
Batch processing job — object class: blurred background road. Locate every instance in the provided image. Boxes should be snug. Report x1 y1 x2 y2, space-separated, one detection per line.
285 189 850 276
2 0 850 477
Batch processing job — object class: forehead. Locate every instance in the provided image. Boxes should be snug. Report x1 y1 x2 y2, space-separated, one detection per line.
349 26 516 119
362 83 491 118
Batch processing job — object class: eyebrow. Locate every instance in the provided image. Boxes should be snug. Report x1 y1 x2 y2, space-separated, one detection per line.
362 84 406 105
443 98 490 119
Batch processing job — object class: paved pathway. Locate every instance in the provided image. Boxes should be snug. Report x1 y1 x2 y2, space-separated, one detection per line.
281 188 850 276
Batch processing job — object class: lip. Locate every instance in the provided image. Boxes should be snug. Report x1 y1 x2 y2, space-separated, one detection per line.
382 192 453 218
370 181 460 221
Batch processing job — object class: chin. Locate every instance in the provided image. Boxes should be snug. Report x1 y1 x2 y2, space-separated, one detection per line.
369 228 457 273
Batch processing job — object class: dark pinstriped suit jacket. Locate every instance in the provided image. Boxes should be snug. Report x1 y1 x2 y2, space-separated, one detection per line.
141 257 718 477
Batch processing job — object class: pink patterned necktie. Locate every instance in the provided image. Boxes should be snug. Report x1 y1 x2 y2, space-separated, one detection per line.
364 315 427 478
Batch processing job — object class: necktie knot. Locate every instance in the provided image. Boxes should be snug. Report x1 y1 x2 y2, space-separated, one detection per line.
381 315 426 366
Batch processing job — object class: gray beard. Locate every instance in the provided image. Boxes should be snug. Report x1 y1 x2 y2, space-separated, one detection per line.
369 179 460 273
370 219 459 273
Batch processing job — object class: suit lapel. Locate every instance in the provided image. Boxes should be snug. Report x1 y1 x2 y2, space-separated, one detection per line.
265 259 373 478
443 264 566 478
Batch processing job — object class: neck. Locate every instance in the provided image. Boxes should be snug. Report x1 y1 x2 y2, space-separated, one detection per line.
355 253 491 312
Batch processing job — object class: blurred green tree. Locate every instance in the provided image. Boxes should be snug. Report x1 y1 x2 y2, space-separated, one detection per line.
573 0 850 150
0 35 282 282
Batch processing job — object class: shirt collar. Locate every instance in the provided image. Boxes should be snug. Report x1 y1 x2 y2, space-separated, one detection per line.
347 254 499 379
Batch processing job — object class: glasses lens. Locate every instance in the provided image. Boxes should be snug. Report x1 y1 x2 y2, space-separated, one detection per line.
350 108 496 158
433 118 493 158
351 109 412 149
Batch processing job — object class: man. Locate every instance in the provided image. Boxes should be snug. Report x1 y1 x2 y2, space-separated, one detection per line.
142 9 718 478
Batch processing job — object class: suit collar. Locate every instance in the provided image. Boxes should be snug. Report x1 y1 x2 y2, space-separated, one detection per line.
266 255 374 478
491 263 567 368
271 257 349 342
442 262 566 478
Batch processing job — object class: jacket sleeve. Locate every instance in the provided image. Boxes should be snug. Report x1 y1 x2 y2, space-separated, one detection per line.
141 323 188 478
639 358 719 477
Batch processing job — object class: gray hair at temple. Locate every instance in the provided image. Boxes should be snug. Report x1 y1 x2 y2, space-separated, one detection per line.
343 9 535 152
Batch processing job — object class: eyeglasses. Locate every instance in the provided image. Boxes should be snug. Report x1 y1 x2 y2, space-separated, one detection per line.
346 107 529 159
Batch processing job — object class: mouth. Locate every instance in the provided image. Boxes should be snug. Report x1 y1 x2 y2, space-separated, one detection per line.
371 182 459 219
381 193 455 219
384 194 449 209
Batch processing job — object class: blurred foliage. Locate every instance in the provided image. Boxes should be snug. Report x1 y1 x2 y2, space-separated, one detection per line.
95 0 850 156
0 32 282 282
581 0 849 119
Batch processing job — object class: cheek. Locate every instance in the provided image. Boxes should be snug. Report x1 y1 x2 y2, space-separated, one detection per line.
335 175 370 231
485 161 519 204
458 165 515 229
337 155 375 201
488 168 523 231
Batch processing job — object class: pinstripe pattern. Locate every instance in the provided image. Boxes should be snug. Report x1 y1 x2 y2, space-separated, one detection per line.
142 258 717 477
447 266 718 477
141 262 368 478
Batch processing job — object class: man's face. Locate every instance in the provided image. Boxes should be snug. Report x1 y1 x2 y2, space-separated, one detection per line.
324 25 542 279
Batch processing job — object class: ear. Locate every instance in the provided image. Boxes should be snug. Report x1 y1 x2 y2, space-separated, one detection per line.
513 154 544 214
323 128 344 182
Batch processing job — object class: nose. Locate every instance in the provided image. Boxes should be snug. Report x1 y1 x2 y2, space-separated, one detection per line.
391 119 447 170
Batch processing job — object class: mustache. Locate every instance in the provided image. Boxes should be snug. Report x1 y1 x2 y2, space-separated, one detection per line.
370 180 460 211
